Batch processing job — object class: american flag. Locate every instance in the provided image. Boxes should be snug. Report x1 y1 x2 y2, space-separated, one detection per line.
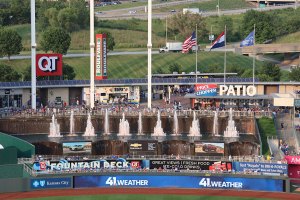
182 31 197 53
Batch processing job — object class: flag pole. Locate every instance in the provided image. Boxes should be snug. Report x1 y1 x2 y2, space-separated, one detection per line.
224 25 226 85
253 24 256 86
196 24 198 84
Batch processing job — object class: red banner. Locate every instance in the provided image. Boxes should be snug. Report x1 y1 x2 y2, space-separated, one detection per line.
285 156 300 165
36 54 63 76
95 34 107 80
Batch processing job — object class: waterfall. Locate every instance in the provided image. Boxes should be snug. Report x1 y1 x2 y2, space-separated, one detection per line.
138 111 143 135
173 110 179 135
224 108 239 137
104 109 109 135
118 112 130 136
49 114 61 137
153 110 165 137
83 112 96 136
189 111 201 137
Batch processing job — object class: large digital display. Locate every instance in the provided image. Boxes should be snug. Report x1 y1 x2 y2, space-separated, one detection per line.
74 175 283 192
195 142 224 156
63 141 91 155
149 160 232 171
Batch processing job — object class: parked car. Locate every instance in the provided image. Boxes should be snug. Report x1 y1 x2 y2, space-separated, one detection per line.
69 145 84 151
202 144 217 152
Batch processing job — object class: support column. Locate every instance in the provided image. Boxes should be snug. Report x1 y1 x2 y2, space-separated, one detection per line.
90 0 95 108
30 0 36 110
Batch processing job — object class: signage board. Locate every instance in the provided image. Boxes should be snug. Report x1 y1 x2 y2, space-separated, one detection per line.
95 34 107 80
219 85 256 96
36 54 63 76
195 142 224 155
31 177 72 189
74 175 283 192
149 160 232 171
195 84 217 96
233 162 288 175
128 141 157 152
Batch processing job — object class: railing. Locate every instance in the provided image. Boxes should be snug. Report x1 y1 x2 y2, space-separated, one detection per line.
22 154 285 164
1 107 273 119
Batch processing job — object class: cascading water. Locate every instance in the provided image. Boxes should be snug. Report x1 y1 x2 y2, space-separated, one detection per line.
83 112 96 136
104 109 109 135
213 111 221 136
173 110 179 135
49 114 61 137
138 111 143 135
189 111 201 137
153 110 165 137
118 112 130 136
224 108 239 137
69 110 75 135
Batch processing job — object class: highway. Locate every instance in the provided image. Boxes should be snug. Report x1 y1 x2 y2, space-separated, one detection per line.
97 2 299 19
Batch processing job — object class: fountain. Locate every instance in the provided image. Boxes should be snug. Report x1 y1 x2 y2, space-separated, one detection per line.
138 111 143 135
69 110 75 136
49 114 61 137
118 113 130 136
152 110 165 137
189 111 201 137
173 110 179 135
224 108 239 138
83 112 96 136
103 109 109 135
213 111 221 136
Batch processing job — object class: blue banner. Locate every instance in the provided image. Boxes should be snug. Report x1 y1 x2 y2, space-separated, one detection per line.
31 177 72 189
233 162 288 175
74 175 283 192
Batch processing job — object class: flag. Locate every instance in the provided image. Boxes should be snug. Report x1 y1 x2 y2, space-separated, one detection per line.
182 31 197 53
240 31 254 47
210 31 225 50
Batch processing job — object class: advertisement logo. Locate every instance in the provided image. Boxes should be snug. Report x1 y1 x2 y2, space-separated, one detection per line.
31 178 71 189
36 54 62 76
130 161 140 169
195 84 217 96
199 178 242 188
95 34 107 80
130 143 142 150
105 177 148 186
148 143 156 151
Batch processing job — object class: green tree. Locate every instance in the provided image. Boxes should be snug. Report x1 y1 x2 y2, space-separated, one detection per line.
242 10 276 43
57 8 80 32
289 67 300 81
23 63 76 81
62 63 76 80
40 27 71 54
168 12 207 41
258 63 281 81
0 64 21 81
69 0 89 29
0 28 22 60
95 29 116 51
168 63 181 74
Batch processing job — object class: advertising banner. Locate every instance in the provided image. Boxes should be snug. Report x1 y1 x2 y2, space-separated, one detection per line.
233 162 288 175
285 156 300 165
95 34 107 80
63 141 92 155
195 142 224 155
74 175 283 192
31 177 72 189
33 158 143 171
36 54 63 76
195 84 217 96
149 160 232 171
128 141 157 152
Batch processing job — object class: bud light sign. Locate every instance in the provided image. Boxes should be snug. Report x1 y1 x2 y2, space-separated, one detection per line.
195 84 217 96
36 54 63 76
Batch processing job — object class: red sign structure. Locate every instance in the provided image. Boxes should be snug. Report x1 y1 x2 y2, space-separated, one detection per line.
36 54 63 76
95 34 107 80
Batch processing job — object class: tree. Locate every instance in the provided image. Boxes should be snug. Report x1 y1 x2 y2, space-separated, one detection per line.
40 27 71 54
168 12 207 41
23 63 76 81
289 67 300 81
95 29 116 51
57 8 80 32
258 63 281 81
0 28 22 60
241 10 276 43
0 64 21 81
168 63 181 74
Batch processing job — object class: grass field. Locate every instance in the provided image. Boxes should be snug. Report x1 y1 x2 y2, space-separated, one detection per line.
23 194 271 200
256 117 277 155
0 52 266 80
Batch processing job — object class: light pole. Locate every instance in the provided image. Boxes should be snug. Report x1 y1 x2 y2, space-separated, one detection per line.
30 0 36 110
217 0 220 16
147 0 152 109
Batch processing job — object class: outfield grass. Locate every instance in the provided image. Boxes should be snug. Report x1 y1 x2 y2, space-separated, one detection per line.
256 117 277 155
0 52 266 80
23 194 272 200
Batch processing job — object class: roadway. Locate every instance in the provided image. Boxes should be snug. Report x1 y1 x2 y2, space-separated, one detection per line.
97 2 299 20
